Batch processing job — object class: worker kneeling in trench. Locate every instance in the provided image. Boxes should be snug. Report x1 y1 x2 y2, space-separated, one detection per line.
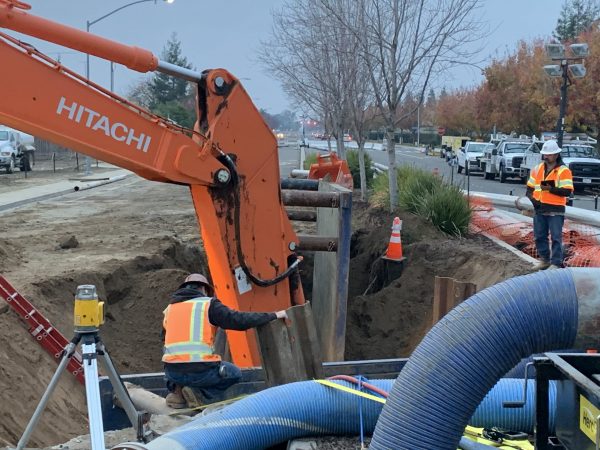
162 273 288 409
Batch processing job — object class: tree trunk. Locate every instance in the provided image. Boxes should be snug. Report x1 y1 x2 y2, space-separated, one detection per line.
336 124 345 159
386 127 398 210
358 141 368 201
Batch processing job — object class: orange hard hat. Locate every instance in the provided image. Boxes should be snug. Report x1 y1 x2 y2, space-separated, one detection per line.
179 273 213 294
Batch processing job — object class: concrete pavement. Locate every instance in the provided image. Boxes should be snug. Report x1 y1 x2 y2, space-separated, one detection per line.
0 168 132 212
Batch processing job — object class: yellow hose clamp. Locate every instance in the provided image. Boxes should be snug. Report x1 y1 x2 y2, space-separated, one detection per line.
74 284 105 331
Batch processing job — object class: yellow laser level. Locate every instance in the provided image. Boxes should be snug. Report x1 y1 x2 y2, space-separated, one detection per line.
74 285 104 331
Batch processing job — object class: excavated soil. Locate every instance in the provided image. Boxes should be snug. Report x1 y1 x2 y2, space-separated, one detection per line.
344 201 533 361
0 176 533 448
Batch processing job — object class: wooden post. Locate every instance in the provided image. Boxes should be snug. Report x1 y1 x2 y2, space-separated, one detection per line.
432 277 477 325
256 303 323 387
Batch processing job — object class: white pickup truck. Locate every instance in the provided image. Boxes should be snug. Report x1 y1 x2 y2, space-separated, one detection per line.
0 126 35 173
522 138 600 191
481 138 531 182
456 141 495 175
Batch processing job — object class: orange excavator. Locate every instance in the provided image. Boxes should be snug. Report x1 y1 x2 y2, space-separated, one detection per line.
0 0 304 367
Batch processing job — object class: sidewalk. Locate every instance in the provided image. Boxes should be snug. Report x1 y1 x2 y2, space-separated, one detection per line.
0 168 133 212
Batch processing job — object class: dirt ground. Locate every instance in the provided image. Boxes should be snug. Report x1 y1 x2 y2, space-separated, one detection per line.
0 176 203 447
344 201 533 361
0 174 533 448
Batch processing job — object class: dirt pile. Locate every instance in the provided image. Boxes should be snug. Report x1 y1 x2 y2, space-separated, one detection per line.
345 202 533 361
0 237 205 446
0 180 204 447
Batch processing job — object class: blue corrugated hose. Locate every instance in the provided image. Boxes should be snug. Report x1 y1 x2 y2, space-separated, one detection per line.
370 269 578 450
145 378 555 450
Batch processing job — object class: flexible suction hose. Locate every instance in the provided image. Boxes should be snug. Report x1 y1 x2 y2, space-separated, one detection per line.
126 378 553 450
370 268 600 450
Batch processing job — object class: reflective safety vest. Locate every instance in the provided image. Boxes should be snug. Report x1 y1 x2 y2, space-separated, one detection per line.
162 297 221 363
527 162 573 206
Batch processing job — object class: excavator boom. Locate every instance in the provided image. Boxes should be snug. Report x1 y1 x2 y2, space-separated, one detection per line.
0 1 303 366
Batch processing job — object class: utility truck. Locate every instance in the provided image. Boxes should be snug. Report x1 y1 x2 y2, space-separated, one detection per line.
481 136 531 182
0 125 35 173
522 134 600 191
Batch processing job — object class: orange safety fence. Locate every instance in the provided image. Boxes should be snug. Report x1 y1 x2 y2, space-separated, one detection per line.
469 196 600 267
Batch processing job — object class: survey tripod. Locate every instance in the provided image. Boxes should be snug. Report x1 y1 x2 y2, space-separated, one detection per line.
17 285 151 450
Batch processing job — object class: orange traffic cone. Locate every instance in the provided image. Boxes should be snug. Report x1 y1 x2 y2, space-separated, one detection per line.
384 217 404 261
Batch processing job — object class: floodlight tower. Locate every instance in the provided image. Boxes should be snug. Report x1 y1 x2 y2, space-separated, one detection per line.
544 43 589 147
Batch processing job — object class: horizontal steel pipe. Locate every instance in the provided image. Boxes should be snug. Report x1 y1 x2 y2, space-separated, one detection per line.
286 209 317 222
290 169 309 179
297 235 338 252
282 190 340 208
469 191 600 228
280 178 319 191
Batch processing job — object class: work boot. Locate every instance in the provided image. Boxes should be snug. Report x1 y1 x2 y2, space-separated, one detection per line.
165 386 186 409
165 392 186 409
533 260 550 271
182 387 204 409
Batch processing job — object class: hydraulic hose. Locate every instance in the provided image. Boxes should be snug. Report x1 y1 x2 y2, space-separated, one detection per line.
218 152 299 287
370 268 600 450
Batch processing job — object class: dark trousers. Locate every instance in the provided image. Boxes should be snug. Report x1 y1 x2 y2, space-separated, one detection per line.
164 361 242 402
533 213 565 266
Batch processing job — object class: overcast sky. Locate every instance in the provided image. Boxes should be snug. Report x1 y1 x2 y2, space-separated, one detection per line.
12 1 564 114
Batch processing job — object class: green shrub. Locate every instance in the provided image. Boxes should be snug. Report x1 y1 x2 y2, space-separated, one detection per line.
396 166 442 214
370 165 471 236
303 152 318 170
346 149 374 189
420 184 471 236
370 171 391 208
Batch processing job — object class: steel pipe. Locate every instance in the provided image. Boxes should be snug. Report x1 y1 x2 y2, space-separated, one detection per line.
297 235 337 252
282 190 340 208
280 178 319 191
286 210 317 222
469 191 600 228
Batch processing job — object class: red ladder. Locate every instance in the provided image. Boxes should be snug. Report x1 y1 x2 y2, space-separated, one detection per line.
0 275 84 383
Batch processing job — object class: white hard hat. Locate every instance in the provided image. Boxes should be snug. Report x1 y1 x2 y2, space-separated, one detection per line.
540 140 562 155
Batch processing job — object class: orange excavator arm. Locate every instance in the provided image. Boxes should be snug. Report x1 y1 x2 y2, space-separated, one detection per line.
0 0 304 367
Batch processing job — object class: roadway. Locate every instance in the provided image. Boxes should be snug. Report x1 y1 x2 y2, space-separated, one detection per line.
279 142 600 212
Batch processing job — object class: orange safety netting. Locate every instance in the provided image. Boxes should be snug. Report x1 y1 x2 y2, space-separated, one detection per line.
469 197 600 267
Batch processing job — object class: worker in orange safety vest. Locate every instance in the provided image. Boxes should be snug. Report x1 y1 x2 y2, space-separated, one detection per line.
526 140 574 270
162 273 288 409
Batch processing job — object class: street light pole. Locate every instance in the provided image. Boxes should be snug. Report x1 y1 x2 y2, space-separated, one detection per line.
544 43 589 148
83 0 174 175
556 62 569 148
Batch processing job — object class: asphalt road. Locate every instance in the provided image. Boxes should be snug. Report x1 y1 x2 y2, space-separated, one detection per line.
280 142 600 212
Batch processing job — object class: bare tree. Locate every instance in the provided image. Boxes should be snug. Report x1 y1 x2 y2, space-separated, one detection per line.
329 0 378 200
259 0 352 159
321 0 484 209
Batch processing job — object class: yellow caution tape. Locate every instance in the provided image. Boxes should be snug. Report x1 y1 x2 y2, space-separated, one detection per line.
315 380 533 449
314 379 386 404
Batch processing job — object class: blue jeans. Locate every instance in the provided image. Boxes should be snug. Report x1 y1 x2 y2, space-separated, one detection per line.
164 361 242 402
533 213 565 266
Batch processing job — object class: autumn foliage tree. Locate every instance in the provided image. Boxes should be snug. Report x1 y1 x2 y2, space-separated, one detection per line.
435 31 600 139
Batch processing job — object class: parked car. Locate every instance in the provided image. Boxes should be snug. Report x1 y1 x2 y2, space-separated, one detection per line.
457 142 495 175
